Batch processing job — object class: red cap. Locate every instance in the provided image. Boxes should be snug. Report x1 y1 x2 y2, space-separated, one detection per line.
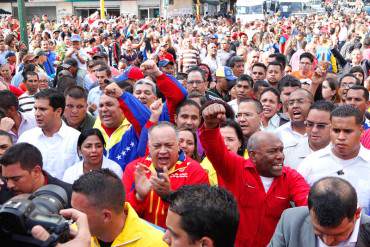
127 67 144 80
159 52 175 63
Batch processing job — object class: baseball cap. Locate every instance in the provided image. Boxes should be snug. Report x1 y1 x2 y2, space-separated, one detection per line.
114 66 144 82
34 48 46 57
92 52 108 59
61 58 78 69
5 51 16 59
158 59 174 68
71 34 81 42
216 66 237 81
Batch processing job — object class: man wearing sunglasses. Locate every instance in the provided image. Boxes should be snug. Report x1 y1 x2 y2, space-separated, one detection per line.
284 100 335 169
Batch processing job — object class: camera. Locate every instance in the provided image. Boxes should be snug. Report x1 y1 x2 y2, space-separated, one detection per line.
0 184 70 246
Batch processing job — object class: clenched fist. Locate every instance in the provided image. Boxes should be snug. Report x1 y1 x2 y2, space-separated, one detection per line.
202 103 226 129
140 60 162 78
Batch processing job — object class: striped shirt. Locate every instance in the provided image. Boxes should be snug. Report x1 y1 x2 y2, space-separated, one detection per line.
180 48 200 73
18 92 35 113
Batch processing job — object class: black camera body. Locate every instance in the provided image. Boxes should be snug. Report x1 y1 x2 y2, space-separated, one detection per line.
0 184 70 246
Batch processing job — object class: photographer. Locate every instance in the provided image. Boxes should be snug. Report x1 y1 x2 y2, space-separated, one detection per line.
0 143 72 206
31 208 91 247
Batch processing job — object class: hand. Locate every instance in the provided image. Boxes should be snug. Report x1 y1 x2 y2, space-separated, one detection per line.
134 163 152 201
104 83 123 99
87 103 97 113
0 117 15 131
150 166 171 199
312 64 327 85
149 99 163 123
31 208 91 247
202 103 226 129
140 60 162 78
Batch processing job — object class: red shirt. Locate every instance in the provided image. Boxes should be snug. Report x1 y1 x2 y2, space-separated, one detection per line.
123 155 209 228
199 126 309 247
361 129 370 149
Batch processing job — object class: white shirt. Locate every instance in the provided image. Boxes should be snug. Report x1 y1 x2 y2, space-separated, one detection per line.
228 99 238 117
261 114 281 132
283 138 315 170
8 111 36 143
275 122 307 151
260 176 274 193
18 121 80 180
68 48 89 70
297 145 370 214
62 157 123 184
317 213 361 247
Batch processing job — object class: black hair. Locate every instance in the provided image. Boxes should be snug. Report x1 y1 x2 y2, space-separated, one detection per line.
177 127 200 161
0 90 19 111
299 52 315 63
309 100 336 113
0 143 43 170
23 70 39 82
339 73 361 87
63 58 78 68
267 61 283 71
64 85 88 100
237 74 254 87
186 66 206 82
347 85 369 101
77 128 106 151
96 65 112 78
0 130 13 144
198 63 212 83
176 99 201 116
278 75 301 92
220 118 245 156
330 105 363 125
349 66 365 84
252 62 267 71
35 88 66 115
229 56 244 68
308 177 357 227
168 185 239 247
253 80 270 94
268 53 287 68
260 87 280 102
72 169 125 213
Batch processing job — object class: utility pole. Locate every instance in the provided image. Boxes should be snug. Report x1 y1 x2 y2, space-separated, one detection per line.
100 0 106 19
17 0 28 48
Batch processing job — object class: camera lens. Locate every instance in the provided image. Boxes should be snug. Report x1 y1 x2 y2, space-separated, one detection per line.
30 184 68 214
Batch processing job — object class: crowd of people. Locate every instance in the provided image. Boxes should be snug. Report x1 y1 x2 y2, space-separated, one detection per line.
0 5 370 247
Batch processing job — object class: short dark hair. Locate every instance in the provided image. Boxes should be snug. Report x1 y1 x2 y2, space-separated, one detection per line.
330 105 363 125
0 90 19 111
168 185 239 247
186 66 206 82
267 61 283 71
237 74 254 87
96 65 112 78
308 177 357 227
260 87 280 101
252 62 267 72
229 56 244 68
201 99 235 119
35 88 66 115
347 85 369 101
278 75 301 92
339 73 361 87
349 66 365 83
309 100 336 113
268 53 287 68
72 169 125 213
299 52 315 63
253 80 270 94
239 98 263 114
77 128 105 151
23 70 39 82
64 85 88 100
0 130 13 144
0 143 43 170
176 99 201 116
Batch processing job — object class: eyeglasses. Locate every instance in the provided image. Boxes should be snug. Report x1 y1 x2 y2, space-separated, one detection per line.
187 80 204 85
341 82 355 89
27 80 38 83
305 121 329 129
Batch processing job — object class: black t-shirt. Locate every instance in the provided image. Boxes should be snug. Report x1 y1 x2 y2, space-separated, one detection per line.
98 239 113 247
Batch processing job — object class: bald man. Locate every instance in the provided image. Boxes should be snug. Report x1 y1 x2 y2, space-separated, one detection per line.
200 102 310 247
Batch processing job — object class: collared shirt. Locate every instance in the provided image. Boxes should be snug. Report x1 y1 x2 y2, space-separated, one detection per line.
17 121 80 179
8 111 36 143
261 114 281 132
283 138 314 170
275 121 307 150
87 86 104 116
228 99 238 116
91 203 167 247
317 214 361 247
62 157 122 184
297 145 370 214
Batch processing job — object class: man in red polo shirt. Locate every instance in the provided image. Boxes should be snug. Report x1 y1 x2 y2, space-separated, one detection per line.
200 102 309 247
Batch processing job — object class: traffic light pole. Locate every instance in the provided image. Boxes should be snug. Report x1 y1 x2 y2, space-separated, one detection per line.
17 0 28 48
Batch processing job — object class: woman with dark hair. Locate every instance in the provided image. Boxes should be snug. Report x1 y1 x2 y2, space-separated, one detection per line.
62 128 122 184
178 128 200 161
349 66 365 85
201 118 246 186
321 77 340 104
199 63 213 84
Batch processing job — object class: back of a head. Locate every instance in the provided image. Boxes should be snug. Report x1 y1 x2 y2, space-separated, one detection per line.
308 177 357 227
168 185 239 247
72 169 125 213
0 143 43 170
0 90 19 111
309 100 336 113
